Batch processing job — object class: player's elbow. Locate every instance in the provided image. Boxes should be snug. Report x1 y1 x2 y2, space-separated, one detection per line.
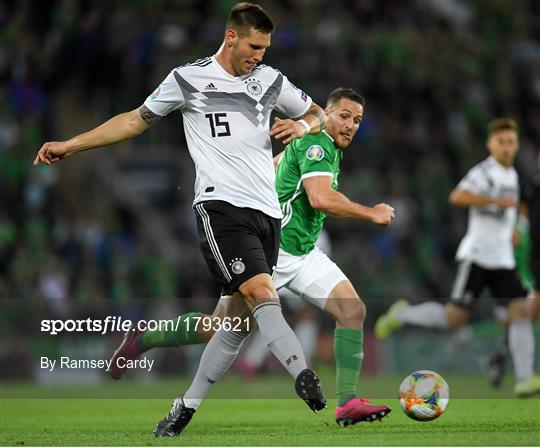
449 190 463 206
307 193 321 210
126 110 149 136
307 193 328 212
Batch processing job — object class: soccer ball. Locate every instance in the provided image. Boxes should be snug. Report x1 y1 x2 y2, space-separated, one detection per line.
399 370 449 421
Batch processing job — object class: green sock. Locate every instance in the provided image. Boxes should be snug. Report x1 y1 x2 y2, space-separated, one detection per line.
334 327 364 407
137 312 205 353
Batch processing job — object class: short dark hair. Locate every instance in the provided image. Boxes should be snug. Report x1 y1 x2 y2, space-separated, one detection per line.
226 2 275 36
326 87 365 108
488 117 518 136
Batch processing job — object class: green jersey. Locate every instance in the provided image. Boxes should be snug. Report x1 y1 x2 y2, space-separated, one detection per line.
276 131 342 255
514 215 535 289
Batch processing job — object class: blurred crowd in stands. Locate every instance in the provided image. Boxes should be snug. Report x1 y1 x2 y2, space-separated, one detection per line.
1 0 540 321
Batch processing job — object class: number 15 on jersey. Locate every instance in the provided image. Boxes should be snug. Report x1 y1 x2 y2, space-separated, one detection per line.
205 113 231 137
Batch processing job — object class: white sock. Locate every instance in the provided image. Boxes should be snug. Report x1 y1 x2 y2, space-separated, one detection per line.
252 302 308 378
509 319 535 382
294 320 318 365
396 302 447 328
183 328 249 409
243 330 270 369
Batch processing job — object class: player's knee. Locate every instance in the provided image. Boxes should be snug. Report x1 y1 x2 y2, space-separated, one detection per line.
445 304 469 328
507 298 530 320
327 281 364 327
531 296 540 319
243 285 280 310
340 299 365 328
239 274 279 308
246 285 276 301
329 298 365 328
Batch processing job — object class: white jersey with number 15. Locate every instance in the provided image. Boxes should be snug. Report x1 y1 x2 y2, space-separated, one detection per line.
144 55 312 219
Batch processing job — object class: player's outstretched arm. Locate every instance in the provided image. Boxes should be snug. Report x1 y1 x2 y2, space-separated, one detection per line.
449 188 515 208
33 105 159 166
270 103 327 145
303 176 394 225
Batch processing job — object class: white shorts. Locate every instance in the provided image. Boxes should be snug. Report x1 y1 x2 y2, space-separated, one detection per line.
273 247 348 310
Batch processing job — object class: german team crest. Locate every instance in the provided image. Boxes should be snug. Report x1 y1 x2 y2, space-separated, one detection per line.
306 145 324 161
229 257 245 275
246 78 262 96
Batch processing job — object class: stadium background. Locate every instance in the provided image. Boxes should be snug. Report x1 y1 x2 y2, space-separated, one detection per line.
1 0 540 383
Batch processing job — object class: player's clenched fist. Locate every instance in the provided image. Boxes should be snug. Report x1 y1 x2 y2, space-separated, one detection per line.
494 197 516 208
33 141 71 166
371 203 395 226
270 117 308 145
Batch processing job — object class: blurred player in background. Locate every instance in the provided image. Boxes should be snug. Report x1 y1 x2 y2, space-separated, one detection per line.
485 148 540 387
34 1 328 436
114 87 395 426
375 118 540 397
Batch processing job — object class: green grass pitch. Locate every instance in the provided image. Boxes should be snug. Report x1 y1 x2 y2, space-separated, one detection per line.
1 375 539 446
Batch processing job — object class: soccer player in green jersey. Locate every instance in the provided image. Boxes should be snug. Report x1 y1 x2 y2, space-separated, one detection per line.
514 210 535 291
110 87 395 426
271 87 395 425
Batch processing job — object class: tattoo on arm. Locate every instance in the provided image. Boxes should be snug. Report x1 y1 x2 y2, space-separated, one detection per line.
304 106 326 131
138 105 162 126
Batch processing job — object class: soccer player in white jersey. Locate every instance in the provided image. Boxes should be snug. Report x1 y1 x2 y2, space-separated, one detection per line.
34 2 328 435
375 118 540 397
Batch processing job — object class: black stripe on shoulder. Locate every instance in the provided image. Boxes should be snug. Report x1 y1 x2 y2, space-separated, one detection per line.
251 63 270 74
189 57 212 67
177 57 212 69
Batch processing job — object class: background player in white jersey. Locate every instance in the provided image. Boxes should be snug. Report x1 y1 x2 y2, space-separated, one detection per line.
34 2 328 436
375 118 540 397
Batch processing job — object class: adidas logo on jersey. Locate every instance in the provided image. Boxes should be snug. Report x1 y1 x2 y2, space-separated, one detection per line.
204 83 218 91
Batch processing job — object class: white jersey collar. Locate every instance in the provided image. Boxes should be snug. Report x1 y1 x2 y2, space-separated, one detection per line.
211 55 251 81
487 155 513 171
